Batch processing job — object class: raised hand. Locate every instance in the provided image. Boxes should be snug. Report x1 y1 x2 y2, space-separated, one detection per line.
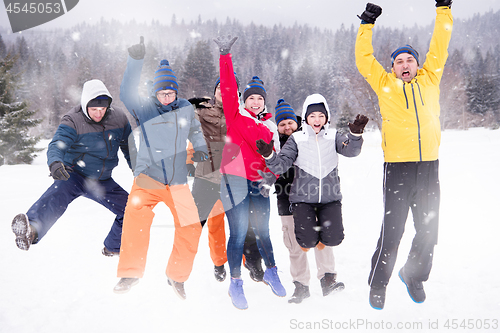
128 36 145 60
348 114 369 134
357 3 382 24
213 35 238 55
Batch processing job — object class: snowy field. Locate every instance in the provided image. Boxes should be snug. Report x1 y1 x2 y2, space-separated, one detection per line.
1 128 499 333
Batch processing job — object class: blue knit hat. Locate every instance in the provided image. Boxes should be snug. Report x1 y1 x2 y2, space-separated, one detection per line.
153 59 178 93
214 72 240 94
391 45 419 66
275 99 297 125
243 76 266 103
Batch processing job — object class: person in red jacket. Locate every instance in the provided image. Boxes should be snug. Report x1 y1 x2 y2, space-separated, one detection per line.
213 35 285 310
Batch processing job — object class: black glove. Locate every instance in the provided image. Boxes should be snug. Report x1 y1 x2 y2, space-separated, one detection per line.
186 164 196 177
188 97 211 109
436 0 452 8
128 36 145 60
256 139 274 158
348 114 369 134
191 151 209 162
213 35 238 55
357 3 382 24
49 161 72 181
257 170 277 198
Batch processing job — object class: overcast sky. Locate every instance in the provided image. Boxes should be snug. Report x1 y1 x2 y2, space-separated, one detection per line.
1 0 500 33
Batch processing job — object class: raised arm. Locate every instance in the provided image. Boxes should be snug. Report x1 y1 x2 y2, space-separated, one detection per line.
120 36 146 116
355 3 388 93
213 35 239 128
422 4 453 85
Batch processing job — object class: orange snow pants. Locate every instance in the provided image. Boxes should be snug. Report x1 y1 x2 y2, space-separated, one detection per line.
117 174 202 282
206 200 227 267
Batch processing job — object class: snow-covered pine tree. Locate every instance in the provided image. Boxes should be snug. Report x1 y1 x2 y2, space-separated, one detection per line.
0 54 42 165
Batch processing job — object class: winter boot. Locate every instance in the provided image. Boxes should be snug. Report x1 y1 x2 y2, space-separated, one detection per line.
113 278 139 294
11 213 34 251
228 278 248 310
214 264 226 282
369 286 386 310
320 273 345 296
102 247 120 257
263 266 286 297
244 259 264 282
167 277 187 300
288 281 310 304
399 268 426 303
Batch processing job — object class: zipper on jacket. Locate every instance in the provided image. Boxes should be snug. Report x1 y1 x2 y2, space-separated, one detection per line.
98 124 109 180
167 112 179 185
411 84 423 161
315 134 322 203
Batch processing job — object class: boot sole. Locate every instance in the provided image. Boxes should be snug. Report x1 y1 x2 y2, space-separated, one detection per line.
12 213 31 251
288 292 310 304
228 291 248 310
113 278 139 294
167 277 187 300
398 269 425 303
323 282 345 297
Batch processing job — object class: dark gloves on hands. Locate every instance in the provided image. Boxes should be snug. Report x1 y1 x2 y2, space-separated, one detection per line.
256 139 274 158
186 164 196 177
435 0 452 8
191 151 209 162
49 161 72 181
188 97 211 109
213 35 238 55
358 3 382 24
348 114 369 134
257 170 276 198
128 36 145 60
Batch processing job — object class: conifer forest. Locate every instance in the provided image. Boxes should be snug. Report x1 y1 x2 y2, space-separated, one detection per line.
0 10 499 164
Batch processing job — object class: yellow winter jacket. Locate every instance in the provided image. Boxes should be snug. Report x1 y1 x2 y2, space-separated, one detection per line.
355 7 453 162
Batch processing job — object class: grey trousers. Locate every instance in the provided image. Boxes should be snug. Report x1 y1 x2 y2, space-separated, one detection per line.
281 215 336 286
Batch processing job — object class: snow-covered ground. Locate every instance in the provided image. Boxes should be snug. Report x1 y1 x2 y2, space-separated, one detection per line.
1 128 499 333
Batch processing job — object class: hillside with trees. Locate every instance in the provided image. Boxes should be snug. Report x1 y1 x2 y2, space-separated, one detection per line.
0 10 499 149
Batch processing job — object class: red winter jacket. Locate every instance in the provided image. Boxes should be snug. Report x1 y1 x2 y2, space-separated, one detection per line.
219 54 279 181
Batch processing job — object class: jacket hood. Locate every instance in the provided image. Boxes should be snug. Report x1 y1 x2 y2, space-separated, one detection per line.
80 79 113 120
301 93 331 130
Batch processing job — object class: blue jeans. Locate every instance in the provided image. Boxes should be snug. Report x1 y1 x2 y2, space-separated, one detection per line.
27 172 128 252
220 174 275 278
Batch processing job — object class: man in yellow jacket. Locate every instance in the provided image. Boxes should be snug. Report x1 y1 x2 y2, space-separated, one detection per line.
355 1 453 310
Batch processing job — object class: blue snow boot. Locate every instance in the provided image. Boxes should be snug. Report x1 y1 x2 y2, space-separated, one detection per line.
369 286 386 310
263 266 286 297
399 268 426 303
229 278 248 310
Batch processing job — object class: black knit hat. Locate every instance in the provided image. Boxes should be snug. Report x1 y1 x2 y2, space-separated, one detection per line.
87 95 111 108
243 76 266 103
153 59 178 93
305 103 328 123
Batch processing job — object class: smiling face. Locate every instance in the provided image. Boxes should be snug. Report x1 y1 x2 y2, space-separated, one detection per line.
392 53 418 83
244 94 265 115
87 107 107 122
306 111 327 134
277 119 298 136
